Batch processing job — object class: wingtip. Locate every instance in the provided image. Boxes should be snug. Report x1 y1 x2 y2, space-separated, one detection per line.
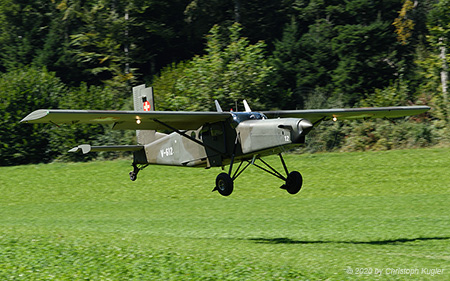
68 144 91 154
20 109 50 123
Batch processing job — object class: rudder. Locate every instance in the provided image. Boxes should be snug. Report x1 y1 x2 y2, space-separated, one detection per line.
133 84 156 144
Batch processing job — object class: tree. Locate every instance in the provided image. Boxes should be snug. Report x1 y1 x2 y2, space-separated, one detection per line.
0 68 64 165
269 19 304 109
416 0 450 121
393 0 416 45
0 67 136 166
66 0 199 87
47 82 134 162
271 0 406 107
331 20 399 103
270 18 337 109
152 23 274 111
429 0 450 110
68 0 134 92
0 0 59 71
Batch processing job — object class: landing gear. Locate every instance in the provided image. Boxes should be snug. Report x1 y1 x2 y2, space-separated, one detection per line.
129 163 149 181
129 171 138 181
212 153 303 196
282 171 303 194
214 173 234 196
253 155 303 195
213 135 242 196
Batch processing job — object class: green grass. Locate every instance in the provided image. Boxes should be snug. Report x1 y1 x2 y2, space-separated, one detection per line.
1 148 449 280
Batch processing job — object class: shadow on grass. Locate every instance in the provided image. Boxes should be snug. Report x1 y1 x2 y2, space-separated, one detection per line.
248 236 450 245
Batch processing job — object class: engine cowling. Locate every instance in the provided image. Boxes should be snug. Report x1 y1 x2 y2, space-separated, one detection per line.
237 118 313 154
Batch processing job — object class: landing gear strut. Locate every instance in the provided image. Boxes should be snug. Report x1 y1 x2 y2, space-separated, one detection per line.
213 153 303 196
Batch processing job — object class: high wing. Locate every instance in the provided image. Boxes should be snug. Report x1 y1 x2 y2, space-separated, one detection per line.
20 109 232 130
263 106 430 124
21 106 430 130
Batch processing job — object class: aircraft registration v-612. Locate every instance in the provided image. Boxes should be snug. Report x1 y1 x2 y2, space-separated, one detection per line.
21 85 430 196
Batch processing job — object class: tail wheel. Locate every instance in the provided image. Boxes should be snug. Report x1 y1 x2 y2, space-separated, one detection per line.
129 163 149 182
129 164 139 181
285 171 303 194
215 173 234 196
129 171 137 181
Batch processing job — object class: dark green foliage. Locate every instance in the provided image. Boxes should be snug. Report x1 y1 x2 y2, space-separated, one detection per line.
0 68 133 166
47 83 133 162
271 0 410 106
0 0 443 104
152 23 274 111
340 120 435 152
331 21 398 103
270 18 337 109
305 118 435 153
304 80 434 153
0 68 64 165
0 1 55 70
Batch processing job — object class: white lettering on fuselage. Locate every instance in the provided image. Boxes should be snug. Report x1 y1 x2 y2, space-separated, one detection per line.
160 147 174 158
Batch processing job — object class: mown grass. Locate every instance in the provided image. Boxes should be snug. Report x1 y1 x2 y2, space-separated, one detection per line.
1 148 449 280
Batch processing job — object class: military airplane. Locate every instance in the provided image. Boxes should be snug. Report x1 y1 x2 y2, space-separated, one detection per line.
21 85 430 196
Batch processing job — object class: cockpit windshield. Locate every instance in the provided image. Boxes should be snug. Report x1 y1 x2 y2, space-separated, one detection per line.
231 112 268 124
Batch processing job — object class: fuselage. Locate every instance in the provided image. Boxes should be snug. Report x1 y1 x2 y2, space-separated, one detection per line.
134 112 313 168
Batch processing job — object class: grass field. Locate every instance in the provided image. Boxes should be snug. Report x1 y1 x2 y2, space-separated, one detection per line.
1 148 449 280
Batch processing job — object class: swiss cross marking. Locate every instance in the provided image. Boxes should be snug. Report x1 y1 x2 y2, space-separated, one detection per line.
143 101 151 111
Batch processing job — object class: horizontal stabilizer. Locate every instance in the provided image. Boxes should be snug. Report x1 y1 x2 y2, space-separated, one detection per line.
69 144 144 154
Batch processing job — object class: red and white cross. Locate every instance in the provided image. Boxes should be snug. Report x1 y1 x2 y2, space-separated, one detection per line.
143 101 151 111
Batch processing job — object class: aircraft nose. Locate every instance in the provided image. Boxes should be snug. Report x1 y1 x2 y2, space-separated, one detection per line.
298 119 313 136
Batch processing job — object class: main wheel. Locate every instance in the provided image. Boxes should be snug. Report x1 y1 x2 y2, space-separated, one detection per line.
215 173 234 196
285 171 302 194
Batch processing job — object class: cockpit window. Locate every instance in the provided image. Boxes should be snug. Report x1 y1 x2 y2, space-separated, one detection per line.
232 112 267 124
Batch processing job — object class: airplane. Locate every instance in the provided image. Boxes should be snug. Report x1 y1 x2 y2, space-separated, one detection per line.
21 84 430 196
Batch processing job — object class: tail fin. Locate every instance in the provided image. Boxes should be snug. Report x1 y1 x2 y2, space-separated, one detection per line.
133 85 156 144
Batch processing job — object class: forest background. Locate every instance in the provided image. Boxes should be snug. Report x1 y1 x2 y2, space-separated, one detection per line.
1 0 449 166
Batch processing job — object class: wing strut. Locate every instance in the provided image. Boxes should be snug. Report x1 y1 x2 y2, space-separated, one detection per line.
313 116 327 126
152 119 224 155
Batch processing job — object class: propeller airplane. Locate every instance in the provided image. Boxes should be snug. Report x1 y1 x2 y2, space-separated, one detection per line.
21 85 430 196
